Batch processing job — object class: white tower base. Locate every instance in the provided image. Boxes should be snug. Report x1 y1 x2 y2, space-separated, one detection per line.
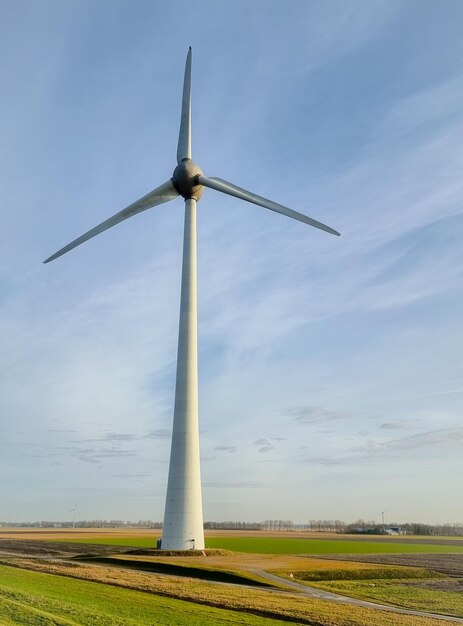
161 197 205 550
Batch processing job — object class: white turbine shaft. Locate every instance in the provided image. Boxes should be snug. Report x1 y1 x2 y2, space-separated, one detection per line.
162 197 204 550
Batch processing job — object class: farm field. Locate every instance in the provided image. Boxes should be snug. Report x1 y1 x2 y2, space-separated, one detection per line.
0 558 459 626
1 528 462 625
41 534 463 554
2 527 463 542
206 537 463 554
2 527 463 554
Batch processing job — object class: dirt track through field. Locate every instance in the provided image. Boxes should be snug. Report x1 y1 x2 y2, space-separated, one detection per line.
252 570 463 623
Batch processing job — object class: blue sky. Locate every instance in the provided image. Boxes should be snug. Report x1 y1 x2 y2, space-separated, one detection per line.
1 0 462 525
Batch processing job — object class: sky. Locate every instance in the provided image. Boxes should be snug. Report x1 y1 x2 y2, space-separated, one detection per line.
1 0 462 525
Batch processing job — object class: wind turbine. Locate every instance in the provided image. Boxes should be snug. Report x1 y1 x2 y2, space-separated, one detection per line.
45 48 339 551
68 504 78 529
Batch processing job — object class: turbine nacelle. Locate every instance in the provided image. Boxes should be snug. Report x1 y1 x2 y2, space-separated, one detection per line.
172 159 204 201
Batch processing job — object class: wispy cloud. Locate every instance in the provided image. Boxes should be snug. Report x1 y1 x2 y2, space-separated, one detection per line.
365 427 463 453
204 481 267 489
257 446 274 454
422 388 463 397
112 473 152 479
289 406 354 425
377 74 463 138
301 427 463 467
78 448 139 465
215 445 237 453
380 421 408 430
96 432 139 442
253 438 274 453
47 428 78 433
143 429 171 440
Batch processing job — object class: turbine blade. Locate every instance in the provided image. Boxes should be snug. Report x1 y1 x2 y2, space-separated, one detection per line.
44 179 179 263
198 175 340 237
177 47 192 164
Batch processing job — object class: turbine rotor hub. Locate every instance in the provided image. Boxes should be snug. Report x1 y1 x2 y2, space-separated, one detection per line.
172 159 204 201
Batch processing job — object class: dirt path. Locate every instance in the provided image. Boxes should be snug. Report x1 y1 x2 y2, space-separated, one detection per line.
252 570 463 623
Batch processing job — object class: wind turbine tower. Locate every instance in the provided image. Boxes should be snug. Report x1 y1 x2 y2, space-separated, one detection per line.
68 504 78 529
45 49 339 551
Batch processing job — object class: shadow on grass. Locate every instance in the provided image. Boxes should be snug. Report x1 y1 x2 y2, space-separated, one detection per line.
75 555 273 588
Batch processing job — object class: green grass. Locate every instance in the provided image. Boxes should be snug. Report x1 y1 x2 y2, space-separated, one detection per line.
2 560 457 626
272 563 462 618
206 537 463 555
310 579 463 618
62 535 463 554
0 565 297 626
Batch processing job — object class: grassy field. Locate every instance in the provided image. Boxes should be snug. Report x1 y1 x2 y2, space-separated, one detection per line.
309 579 463 619
206 537 463 554
78 554 276 587
0 560 458 626
0 565 295 626
96 551 417 582
268 566 463 619
2 529 463 624
58 535 463 554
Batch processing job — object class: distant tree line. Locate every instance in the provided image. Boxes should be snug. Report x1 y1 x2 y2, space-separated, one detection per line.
345 519 463 536
0 520 162 529
262 520 294 531
1 519 462 536
302 519 347 532
205 520 294 530
402 523 463 536
203 521 262 530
